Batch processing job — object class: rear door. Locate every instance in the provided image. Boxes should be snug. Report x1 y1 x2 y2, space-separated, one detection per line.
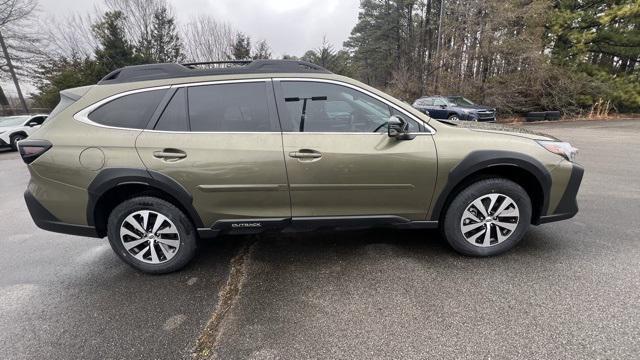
136 80 290 227
274 79 438 221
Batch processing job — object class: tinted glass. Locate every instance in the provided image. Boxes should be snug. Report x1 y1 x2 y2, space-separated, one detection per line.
155 89 188 131
280 81 418 133
447 96 474 106
188 82 273 132
29 116 47 126
89 89 166 129
414 98 434 106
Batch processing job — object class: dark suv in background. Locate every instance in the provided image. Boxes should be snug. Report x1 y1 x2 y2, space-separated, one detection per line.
413 96 496 122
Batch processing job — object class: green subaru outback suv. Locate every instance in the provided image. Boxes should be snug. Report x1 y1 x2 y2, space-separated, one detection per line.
19 60 583 274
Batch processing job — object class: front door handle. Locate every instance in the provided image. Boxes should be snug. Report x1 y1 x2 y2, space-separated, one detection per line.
153 149 187 161
288 149 322 160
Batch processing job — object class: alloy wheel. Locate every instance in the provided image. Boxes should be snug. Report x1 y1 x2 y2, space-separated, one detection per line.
460 193 520 247
120 210 180 264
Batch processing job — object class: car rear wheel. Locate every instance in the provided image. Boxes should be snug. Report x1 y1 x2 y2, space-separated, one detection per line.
10 133 26 151
107 196 197 274
448 114 460 121
442 178 532 256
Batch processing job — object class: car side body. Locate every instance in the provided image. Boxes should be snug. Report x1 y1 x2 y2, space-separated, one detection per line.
413 96 496 122
0 114 48 150
19 60 583 273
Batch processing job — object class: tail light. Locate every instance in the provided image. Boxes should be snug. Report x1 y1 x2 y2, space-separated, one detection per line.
18 140 52 164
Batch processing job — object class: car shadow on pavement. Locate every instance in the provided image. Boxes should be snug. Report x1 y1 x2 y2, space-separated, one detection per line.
246 226 566 265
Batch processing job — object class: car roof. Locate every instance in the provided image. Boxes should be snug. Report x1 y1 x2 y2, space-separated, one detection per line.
98 60 331 85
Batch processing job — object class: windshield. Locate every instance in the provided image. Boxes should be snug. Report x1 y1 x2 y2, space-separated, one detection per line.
0 116 29 127
447 96 475 106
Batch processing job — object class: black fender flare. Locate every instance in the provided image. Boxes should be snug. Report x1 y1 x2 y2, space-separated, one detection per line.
430 150 552 222
10 131 28 139
86 168 204 228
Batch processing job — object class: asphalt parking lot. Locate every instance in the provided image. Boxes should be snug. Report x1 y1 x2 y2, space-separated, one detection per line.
1 119 639 359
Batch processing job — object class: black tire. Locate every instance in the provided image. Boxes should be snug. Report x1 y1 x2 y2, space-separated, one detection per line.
545 111 561 121
442 178 532 257
107 196 197 274
448 114 461 121
525 112 546 122
10 133 27 151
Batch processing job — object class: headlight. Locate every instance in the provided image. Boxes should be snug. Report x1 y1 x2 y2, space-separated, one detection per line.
537 140 578 162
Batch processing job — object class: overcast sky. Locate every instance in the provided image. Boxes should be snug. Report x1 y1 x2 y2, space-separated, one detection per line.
38 0 361 57
2 0 361 96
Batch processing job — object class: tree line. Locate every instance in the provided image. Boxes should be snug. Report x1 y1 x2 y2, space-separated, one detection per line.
335 0 639 115
289 0 639 115
1 0 638 115
25 0 275 109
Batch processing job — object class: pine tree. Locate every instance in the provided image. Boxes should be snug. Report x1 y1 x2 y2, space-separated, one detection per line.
149 7 183 63
31 56 103 110
92 11 141 71
229 33 251 60
252 40 272 60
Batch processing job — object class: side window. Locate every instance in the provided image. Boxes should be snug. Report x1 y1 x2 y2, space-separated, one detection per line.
27 116 46 126
155 89 188 131
433 98 447 106
279 81 418 133
188 82 274 132
89 89 166 129
415 98 434 106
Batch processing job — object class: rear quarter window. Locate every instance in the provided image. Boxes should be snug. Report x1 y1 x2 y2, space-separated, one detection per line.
88 89 167 129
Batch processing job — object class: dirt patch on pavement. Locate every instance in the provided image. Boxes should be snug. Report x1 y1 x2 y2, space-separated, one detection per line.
193 240 254 359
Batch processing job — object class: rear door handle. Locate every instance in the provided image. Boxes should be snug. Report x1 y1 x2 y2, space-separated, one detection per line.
153 149 187 160
288 149 322 160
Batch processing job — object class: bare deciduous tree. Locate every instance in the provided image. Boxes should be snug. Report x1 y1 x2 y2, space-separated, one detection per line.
0 0 46 77
46 13 98 59
181 15 235 63
104 0 168 48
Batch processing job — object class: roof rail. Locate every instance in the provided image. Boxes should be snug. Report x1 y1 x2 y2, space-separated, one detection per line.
181 60 252 68
97 60 332 85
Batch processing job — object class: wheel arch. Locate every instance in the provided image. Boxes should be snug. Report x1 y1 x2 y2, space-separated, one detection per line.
430 151 551 225
10 131 28 140
87 168 204 237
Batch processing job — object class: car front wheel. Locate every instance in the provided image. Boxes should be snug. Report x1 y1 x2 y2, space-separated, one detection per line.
448 114 460 121
442 178 532 256
107 196 197 274
10 133 26 151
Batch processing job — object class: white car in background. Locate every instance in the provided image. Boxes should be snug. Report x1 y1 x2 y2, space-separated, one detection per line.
0 114 48 150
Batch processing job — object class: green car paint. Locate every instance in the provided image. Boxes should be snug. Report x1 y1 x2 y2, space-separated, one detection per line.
21 67 581 238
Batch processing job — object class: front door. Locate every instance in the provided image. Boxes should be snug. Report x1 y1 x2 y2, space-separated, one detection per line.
274 79 438 221
136 80 290 227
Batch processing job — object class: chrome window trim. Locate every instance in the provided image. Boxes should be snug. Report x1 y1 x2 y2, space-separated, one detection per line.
140 130 430 136
73 77 436 135
172 78 269 88
273 77 436 135
142 130 283 135
73 79 270 131
74 85 171 131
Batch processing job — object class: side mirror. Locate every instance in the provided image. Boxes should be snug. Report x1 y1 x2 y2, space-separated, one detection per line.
387 116 415 140
439 104 447 109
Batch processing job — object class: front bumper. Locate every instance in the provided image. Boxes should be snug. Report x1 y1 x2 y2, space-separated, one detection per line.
0 138 8 147
24 190 101 238
538 164 584 224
